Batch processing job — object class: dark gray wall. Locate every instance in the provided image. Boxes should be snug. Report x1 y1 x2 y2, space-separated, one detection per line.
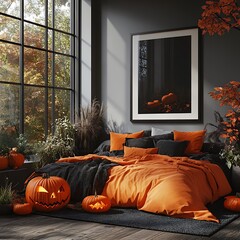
92 0 240 132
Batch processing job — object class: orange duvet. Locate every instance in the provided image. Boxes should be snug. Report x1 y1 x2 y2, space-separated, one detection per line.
58 154 232 222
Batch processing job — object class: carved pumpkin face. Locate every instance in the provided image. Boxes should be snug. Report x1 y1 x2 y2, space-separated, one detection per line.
224 196 240 212
82 194 111 213
25 174 71 212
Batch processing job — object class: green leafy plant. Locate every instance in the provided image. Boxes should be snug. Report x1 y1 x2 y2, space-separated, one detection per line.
0 180 15 205
34 117 75 168
220 144 240 168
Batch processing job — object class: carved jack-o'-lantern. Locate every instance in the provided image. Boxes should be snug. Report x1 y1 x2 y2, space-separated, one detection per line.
82 192 111 213
25 173 71 212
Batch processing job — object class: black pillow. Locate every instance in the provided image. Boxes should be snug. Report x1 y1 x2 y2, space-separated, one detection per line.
152 132 174 143
155 140 189 157
93 140 110 153
201 142 225 154
125 137 155 148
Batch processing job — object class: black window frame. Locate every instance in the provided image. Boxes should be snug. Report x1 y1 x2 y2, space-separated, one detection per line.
0 0 80 138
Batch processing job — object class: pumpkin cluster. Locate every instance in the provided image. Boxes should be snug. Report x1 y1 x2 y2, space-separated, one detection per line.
24 174 112 213
0 148 25 170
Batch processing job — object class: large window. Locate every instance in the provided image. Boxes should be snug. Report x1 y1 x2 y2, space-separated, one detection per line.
0 0 79 142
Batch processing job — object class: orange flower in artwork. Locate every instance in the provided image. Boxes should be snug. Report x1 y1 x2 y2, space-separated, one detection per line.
209 81 240 144
198 0 240 35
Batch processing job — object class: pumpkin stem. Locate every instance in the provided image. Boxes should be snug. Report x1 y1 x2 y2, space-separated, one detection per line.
42 173 50 179
94 189 98 197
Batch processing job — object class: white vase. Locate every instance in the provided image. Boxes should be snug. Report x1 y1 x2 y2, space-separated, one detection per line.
231 166 240 193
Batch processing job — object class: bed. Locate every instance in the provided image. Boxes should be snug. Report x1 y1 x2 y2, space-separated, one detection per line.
30 129 232 223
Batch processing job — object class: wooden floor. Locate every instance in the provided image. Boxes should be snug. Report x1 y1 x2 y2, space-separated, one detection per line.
0 214 240 240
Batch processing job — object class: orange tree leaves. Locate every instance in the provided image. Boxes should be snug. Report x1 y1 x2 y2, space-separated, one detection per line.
198 0 240 35
209 81 240 144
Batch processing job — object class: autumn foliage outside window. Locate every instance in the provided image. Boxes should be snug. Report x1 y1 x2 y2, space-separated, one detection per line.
0 0 76 144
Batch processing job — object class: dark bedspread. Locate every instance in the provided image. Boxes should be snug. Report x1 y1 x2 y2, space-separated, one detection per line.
32 158 118 202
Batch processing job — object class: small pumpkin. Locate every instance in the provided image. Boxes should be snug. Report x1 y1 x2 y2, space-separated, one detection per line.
13 203 32 215
25 173 71 212
224 195 240 212
8 148 25 169
0 156 8 170
82 192 111 213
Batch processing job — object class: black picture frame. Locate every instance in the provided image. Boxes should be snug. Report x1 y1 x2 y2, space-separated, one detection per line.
131 27 201 122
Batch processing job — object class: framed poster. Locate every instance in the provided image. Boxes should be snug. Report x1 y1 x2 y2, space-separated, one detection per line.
131 27 201 122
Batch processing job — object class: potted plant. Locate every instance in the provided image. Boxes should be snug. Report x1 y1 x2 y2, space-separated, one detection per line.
0 179 15 214
74 99 107 155
209 81 240 192
34 117 76 168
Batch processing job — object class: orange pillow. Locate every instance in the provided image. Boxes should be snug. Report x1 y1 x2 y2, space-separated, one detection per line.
110 131 144 151
173 130 206 154
123 146 158 158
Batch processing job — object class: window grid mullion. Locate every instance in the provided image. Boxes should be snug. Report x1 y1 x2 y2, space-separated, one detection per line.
70 0 75 122
51 0 55 133
44 0 49 137
19 0 24 134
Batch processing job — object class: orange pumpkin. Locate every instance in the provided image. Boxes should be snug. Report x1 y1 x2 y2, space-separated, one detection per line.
0 156 8 170
224 196 240 212
25 173 71 212
8 149 25 169
13 203 32 215
82 192 111 213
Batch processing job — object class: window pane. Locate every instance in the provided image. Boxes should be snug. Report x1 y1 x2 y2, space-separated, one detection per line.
48 29 53 51
0 42 20 83
0 84 20 128
24 48 45 85
55 89 70 119
0 0 20 18
55 0 71 33
55 31 71 54
48 0 71 32
24 22 45 49
0 15 20 43
55 54 71 88
24 0 45 25
24 86 45 142
48 0 53 28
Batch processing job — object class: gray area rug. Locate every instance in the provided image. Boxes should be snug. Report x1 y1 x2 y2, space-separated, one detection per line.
36 198 240 236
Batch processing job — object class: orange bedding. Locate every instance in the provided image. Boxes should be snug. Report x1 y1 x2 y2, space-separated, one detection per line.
57 154 232 222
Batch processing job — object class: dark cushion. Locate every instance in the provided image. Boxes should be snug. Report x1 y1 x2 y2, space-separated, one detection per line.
155 140 189 157
93 140 110 153
201 142 225 154
152 132 174 142
125 137 155 148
